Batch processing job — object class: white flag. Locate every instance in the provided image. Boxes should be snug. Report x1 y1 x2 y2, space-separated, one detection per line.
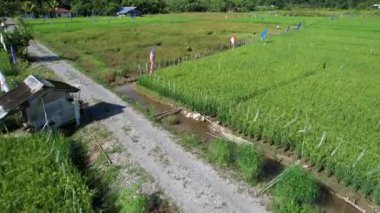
230 35 236 49
0 33 7 52
0 71 9 93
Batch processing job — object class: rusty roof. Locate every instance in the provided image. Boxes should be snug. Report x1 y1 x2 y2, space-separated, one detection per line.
55 8 71 13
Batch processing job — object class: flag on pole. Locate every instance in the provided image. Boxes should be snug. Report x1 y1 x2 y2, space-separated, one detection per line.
260 28 268 41
296 22 302 30
0 71 9 93
10 45 16 64
0 33 7 52
149 48 156 74
230 35 236 49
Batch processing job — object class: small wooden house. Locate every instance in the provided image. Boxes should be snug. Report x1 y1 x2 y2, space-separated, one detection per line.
116 7 141 17
0 75 80 130
54 8 71 18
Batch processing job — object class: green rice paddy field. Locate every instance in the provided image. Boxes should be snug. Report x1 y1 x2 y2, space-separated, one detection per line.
139 14 380 198
29 13 277 84
31 12 380 199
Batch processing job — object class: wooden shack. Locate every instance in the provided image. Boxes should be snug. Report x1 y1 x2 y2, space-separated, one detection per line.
0 75 80 130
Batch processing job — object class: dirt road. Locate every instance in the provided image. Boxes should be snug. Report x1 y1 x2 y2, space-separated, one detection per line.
27 40 268 213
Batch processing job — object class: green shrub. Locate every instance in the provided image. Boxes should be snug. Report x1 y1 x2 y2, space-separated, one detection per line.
273 201 316 213
3 17 33 58
273 166 319 204
373 186 380 204
236 144 263 182
117 185 148 213
179 134 202 151
207 139 235 168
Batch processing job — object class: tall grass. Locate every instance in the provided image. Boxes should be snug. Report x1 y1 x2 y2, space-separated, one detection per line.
207 139 235 168
117 185 148 213
0 133 93 211
272 166 319 213
185 136 263 184
236 144 263 181
273 166 319 204
0 51 14 76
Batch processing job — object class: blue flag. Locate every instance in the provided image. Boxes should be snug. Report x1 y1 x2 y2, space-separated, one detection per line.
260 28 268 41
297 22 302 30
10 45 16 64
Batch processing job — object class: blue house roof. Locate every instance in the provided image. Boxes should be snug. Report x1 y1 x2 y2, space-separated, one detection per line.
117 7 137 15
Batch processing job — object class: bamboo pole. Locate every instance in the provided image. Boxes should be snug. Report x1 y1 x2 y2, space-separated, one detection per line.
89 130 112 165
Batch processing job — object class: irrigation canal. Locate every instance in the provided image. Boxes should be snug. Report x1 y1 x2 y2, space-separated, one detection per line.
116 83 361 213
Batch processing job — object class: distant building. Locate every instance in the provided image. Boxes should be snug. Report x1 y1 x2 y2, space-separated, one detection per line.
55 7 71 18
374 4 380 9
0 75 80 130
116 7 141 17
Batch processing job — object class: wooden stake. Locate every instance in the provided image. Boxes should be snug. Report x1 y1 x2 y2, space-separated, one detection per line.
89 130 112 165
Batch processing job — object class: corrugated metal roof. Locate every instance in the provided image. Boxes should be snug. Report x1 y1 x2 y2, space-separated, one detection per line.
117 7 137 15
0 83 31 119
0 75 79 119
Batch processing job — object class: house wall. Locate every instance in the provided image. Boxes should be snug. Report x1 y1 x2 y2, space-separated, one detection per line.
25 90 76 129
56 12 71 18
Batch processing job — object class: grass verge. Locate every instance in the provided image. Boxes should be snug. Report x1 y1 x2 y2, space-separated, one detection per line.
0 133 93 211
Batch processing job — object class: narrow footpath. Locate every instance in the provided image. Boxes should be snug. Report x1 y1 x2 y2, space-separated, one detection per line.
27 40 268 213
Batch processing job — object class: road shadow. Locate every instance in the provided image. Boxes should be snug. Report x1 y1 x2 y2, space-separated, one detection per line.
28 55 77 63
63 102 125 136
84 102 125 122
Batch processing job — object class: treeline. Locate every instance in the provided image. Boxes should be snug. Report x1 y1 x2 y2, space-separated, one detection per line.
1 0 379 17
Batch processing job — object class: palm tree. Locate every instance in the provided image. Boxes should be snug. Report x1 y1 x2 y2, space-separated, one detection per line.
21 1 36 17
43 0 59 17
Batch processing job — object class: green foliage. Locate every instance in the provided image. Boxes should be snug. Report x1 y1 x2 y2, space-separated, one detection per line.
179 134 204 151
1 0 379 17
273 166 319 204
236 144 263 181
0 51 14 75
208 139 235 168
273 201 317 213
0 133 93 211
117 185 148 213
2 17 33 58
372 186 380 204
0 51 55 91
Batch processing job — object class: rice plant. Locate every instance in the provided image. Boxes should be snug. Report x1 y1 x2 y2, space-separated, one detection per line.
139 14 380 198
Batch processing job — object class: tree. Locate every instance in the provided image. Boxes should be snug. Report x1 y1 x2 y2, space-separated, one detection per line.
2 18 33 58
21 1 36 15
43 0 60 17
